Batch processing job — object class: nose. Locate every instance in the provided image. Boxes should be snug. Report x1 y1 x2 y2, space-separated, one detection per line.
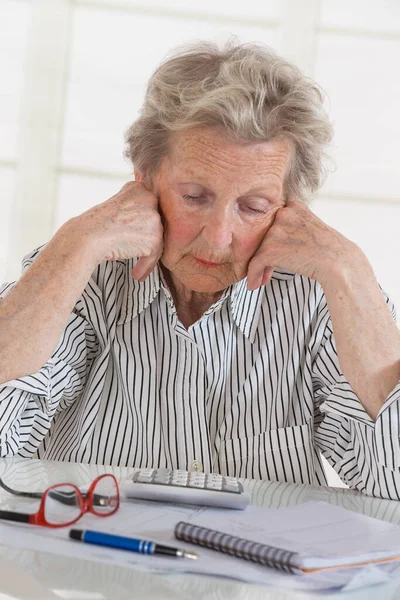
201 206 233 249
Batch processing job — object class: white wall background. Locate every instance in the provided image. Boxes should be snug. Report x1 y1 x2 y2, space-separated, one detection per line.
1 0 400 486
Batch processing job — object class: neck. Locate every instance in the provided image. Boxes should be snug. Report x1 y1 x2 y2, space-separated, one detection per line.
161 266 224 328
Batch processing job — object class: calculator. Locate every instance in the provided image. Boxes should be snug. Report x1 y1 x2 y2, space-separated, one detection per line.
122 468 250 510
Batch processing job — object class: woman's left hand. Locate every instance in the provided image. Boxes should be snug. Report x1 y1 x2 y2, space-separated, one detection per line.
246 200 360 290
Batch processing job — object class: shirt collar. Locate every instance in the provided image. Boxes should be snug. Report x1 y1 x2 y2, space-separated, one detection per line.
117 259 294 342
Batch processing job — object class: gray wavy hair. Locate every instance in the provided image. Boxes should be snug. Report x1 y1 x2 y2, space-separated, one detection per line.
124 41 333 202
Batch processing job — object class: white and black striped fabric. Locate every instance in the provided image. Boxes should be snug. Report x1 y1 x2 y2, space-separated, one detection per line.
0 248 399 500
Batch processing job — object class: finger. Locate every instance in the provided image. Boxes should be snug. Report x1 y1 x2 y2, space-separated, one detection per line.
247 264 274 290
131 255 158 281
250 207 280 263
247 272 263 291
247 250 271 288
261 266 274 286
247 244 275 289
246 260 264 290
138 264 158 282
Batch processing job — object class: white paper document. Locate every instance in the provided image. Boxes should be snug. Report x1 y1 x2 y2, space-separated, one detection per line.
188 499 400 570
1 500 400 592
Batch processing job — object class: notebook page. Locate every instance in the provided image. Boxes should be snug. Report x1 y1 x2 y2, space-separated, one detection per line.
189 500 400 570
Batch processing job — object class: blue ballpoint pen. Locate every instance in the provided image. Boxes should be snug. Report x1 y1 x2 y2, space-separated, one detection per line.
69 529 198 559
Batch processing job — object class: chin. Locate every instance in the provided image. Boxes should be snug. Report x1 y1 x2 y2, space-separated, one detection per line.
161 256 243 292
178 273 235 293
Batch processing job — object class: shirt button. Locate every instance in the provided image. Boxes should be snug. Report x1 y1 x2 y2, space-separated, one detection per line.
191 460 203 472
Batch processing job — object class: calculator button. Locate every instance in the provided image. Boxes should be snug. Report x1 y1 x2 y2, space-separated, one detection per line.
137 474 154 483
155 468 170 475
189 481 205 488
207 476 223 486
191 461 203 472
189 479 205 488
171 476 188 485
223 483 240 493
171 472 187 479
206 481 223 490
189 473 205 482
154 474 171 484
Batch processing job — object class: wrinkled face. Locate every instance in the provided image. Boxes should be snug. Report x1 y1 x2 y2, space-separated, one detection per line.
152 127 292 294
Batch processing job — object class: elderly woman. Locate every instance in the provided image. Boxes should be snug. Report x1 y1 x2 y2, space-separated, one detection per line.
0 42 399 500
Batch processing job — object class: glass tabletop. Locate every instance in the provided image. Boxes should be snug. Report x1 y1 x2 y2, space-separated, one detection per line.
0 457 399 600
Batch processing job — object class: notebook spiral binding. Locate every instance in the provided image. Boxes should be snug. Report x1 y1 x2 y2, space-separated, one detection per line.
175 521 301 574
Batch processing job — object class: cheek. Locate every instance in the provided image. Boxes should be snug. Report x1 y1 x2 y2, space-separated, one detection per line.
234 227 268 261
163 209 200 253
166 222 195 248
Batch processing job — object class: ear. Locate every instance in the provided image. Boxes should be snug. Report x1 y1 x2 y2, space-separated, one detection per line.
135 170 159 197
134 169 144 182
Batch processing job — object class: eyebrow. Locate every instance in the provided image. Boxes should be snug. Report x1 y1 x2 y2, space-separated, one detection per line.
242 185 279 196
176 181 279 197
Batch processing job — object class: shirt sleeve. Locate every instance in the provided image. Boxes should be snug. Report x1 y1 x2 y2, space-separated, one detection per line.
312 289 400 501
0 249 99 458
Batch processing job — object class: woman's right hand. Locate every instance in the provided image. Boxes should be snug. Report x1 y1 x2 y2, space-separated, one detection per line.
0 181 163 383
66 181 164 281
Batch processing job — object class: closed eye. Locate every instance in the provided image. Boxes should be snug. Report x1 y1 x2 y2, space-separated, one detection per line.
182 194 270 215
182 194 204 202
240 205 270 215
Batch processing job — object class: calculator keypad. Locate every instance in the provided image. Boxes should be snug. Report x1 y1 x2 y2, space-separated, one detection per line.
133 468 242 494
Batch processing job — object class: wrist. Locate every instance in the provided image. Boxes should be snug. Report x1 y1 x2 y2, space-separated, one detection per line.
54 218 102 271
319 243 374 296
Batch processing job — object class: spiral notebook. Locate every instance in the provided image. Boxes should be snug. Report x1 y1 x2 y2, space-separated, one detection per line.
174 501 400 574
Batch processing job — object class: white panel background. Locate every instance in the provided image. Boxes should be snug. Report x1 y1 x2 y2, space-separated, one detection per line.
2 0 400 487
82 0 282 20
320 0 400 32
0 167 16 281
315 34 400 199
0 0 29 163
55 174 127 227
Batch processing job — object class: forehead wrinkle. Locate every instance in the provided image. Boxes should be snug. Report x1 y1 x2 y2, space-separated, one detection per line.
172 154 287 197
173 134 289 176
162 129 292 200
183 141 252 173
174 139 266 172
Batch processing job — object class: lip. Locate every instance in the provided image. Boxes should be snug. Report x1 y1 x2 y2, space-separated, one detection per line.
194 257 222 267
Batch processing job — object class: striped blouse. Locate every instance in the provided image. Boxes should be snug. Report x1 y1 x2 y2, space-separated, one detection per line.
1 248 399 500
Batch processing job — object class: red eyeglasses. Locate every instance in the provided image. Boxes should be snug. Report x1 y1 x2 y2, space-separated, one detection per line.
0 474 119 527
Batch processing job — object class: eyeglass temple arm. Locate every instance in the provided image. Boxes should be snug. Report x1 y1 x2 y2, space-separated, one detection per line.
0 509 30 523
0 478 79 506
0 478 42 499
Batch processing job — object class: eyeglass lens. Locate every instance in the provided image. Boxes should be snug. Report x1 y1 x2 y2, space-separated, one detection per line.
44 485 82 525
91 475 119 515
43 476 118 525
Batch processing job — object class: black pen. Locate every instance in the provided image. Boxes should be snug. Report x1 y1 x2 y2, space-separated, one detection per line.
69 529 198 559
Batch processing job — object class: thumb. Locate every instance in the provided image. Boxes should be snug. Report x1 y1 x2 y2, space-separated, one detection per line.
261 266 274 286
131 255 158 281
